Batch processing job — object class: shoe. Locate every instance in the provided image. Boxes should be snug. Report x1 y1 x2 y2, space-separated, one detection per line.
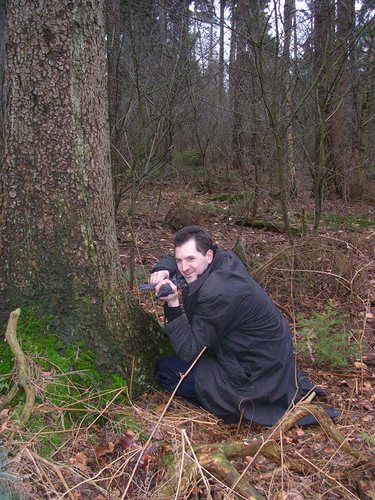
297 407 340 428
297 369 328 398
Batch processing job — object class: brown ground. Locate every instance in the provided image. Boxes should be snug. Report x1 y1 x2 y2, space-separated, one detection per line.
1 184 374 499
113 185 375 499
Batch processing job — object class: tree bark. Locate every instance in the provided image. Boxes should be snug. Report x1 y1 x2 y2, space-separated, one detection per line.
231 0 247 174
0 0 165 381
312 0 334 230
283 0 297 196
0 0 5 160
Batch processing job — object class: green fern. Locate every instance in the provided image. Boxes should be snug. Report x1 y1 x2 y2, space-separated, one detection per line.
296 302 358 369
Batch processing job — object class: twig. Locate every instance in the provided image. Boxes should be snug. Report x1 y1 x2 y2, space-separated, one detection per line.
121 347 207 499
181 428 212 498
174 429 186 500
27 449 76 500
5 308 36 424
294 451 361 500
86 386 127 431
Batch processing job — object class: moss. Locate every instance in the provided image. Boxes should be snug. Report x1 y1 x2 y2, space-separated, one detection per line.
0 307 129 404
25 414 64 459
304 212 375 230
324 213 375 230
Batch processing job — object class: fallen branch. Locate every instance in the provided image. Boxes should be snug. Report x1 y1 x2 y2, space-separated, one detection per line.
235 217 301 235
0 383 18 411
5 308 36 424
195 401 373 498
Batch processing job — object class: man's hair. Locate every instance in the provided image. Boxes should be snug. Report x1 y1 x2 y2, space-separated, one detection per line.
174 225 214 254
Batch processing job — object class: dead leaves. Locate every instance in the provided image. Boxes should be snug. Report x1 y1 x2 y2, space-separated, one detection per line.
67 430 163 476
0 408 10 432
69 451 91 474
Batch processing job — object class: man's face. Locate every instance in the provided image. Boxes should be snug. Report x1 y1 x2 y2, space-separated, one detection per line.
175 238 213 283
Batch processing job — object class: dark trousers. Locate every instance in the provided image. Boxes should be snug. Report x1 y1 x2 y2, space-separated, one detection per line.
155 355 202 406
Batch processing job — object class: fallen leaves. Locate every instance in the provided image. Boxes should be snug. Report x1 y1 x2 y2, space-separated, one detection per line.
0 408 10 432
95 442 115 461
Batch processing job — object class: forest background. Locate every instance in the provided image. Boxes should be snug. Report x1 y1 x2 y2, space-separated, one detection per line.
0 0 374 498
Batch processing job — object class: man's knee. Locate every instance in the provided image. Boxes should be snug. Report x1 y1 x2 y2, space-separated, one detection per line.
155 355 182 391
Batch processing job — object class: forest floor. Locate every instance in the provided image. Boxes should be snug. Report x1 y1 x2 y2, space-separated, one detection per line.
114 183 375 499
1 182 374 499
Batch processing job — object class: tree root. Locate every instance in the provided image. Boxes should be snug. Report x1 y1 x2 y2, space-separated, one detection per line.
0 383 18 411
195 400 374 498
5 308 36 424
198 449 265 499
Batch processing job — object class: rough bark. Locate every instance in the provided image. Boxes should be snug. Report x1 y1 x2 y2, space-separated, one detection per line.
231 0 247 174
0 0 5 159
0 0 165 381
312 0 334 230
330 0 356 198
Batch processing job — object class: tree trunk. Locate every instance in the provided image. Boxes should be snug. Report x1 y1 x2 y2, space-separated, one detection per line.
283 0 297 197
312 0 334 230
0 0 165 383
231 0 246 174
219 0 226 109
106 0 125 209
358 29 374 173
330 0 356 198
0 0 5 160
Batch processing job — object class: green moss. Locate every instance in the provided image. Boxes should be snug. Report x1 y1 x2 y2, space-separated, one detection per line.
304 212 375 230
26 414 64 457
1 307 129 406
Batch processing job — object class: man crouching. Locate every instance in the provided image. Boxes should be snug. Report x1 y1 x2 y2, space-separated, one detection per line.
150 225 332 426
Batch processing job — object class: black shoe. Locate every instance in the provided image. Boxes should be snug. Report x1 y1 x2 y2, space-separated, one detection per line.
297 407 340 428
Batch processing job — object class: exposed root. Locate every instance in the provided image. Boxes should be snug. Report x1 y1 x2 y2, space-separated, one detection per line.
194 400 373 498
5 308 36 424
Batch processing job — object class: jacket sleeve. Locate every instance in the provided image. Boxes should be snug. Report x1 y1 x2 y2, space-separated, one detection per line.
151 254 178 276
166 285 238 362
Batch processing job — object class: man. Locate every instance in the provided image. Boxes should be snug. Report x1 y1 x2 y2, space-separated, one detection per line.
150 225 332 426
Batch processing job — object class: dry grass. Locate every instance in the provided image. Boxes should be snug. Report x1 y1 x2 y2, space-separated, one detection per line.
1 385 374 499
1 190 374 499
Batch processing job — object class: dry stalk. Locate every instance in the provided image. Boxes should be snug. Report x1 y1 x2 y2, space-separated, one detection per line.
175 429 186 499
27 449 75 500
181 428 212 498
121 346 207 499
294 451 361 499
60 450 138 498
86 386 127 432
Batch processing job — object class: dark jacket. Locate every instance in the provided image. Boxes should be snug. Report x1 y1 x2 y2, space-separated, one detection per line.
153 248 302 426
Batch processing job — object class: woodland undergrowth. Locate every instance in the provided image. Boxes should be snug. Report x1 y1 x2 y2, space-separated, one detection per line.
0 187 374 499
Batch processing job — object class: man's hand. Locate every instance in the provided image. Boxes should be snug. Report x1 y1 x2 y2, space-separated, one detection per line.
155 279 179 307
150 270 169 285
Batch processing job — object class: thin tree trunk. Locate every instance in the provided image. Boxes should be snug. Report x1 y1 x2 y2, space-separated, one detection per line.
283 0 297 197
